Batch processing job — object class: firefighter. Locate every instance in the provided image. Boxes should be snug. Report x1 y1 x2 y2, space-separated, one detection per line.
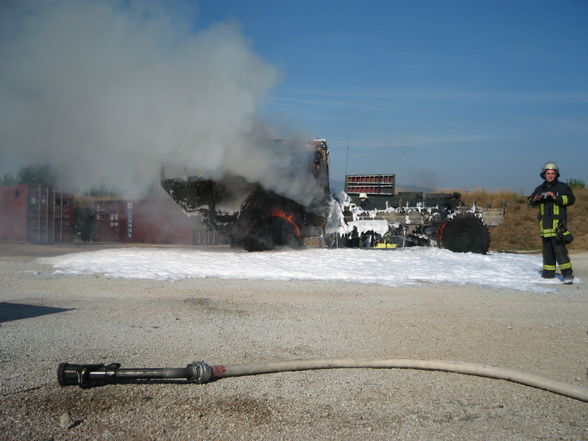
358 193 371 210
528 162 575 283
346 226 360 247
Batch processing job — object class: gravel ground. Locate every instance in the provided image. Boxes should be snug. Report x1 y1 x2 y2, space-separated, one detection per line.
0 241 587 441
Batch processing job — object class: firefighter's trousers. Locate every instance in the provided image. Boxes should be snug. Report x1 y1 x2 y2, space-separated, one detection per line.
542 236 573 278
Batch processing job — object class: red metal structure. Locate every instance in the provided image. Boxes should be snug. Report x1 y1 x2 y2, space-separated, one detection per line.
344 174 395 196
128 199 196 245
1 185 226 246
0 185 74 243
91 198 222 245
0 185 28 240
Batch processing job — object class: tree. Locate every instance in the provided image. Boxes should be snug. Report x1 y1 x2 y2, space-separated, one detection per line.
0 173 17 186
16 164 57 186
567 178 586 190
84 185 120 198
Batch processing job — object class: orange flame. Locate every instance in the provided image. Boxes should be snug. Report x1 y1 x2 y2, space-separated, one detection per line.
269 208 301 239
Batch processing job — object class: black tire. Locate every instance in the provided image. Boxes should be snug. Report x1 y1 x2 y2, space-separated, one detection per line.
243 216 302 252
440 213 490 254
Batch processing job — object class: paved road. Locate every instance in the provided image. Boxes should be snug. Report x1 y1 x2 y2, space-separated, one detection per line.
1 242 587 440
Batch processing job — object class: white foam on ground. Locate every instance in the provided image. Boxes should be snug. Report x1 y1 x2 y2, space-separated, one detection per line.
38 247 579 293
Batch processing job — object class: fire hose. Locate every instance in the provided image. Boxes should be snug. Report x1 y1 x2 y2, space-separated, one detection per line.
58 358 588 402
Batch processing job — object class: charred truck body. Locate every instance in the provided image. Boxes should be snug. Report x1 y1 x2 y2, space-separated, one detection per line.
342 174 501 254
161 139 331 251
162 140 501 253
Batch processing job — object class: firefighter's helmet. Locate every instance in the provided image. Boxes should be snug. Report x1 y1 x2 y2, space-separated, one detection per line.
540 162 560 179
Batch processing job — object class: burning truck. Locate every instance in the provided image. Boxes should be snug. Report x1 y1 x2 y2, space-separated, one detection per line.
161 139 332 251
161 139 502 253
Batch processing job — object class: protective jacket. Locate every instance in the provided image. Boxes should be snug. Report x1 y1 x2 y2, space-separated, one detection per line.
528 179 575 238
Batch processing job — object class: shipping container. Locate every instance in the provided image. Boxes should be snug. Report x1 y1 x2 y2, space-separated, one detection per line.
91 198 228 246
0 185 28 240
0 185 74 243
52 189 75 242
93 200 128 242
2 184 227 246
128 199 195 245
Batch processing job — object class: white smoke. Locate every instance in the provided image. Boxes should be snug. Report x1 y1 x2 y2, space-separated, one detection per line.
0 0 321 205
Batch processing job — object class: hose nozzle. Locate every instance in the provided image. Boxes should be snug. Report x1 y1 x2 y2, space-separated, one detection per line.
58 361 213 387
57 363 120 387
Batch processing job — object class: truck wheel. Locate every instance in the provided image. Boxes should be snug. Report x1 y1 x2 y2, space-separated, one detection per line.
243 216 302 251
440 213 490 254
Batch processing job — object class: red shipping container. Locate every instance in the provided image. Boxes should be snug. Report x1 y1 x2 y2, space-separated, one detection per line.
1 185 74 243
0 185 28 240
93 200 128 242
128 199 195 245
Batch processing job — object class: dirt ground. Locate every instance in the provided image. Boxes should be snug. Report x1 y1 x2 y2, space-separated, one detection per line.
0 241 587 441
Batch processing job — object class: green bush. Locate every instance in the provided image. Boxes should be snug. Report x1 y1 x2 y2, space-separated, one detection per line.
567 178 586 190
460 188 588 251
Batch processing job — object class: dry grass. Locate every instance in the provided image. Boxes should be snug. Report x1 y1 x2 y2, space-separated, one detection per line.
455 187 588 251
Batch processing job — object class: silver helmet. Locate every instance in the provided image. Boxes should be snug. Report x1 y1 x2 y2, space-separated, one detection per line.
541 162 560 179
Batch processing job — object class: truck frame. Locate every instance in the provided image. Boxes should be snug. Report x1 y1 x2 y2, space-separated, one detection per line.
161 141 502 253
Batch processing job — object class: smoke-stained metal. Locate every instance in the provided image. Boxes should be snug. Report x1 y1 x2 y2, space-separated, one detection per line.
161 140 331 251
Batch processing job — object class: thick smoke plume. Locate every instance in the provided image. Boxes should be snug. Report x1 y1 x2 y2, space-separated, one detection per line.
0 0 321 206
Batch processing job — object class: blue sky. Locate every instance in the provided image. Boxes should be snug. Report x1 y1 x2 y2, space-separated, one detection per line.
195 0 588 192
1 0 586 194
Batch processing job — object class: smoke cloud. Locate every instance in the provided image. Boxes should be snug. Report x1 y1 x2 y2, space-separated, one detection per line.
0 0 321 205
